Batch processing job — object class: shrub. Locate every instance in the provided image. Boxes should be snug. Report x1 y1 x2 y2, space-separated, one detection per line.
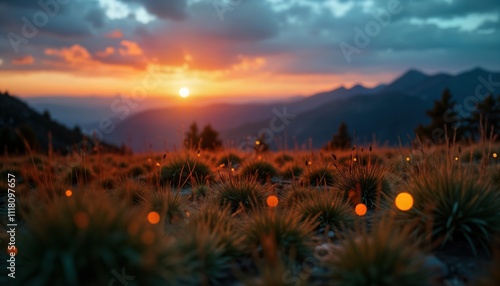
111 179 150 206
191 184 211 199
334 164 394 209
243 209 317 260
16 196 182 285
282 186 317 207
323 219 432 286
158 155 212 187
214 177 269 213
391 167 500 256
281 164 304 180
174 224 235 285
304 165 336 186
217 153 243 168
240 160 278 183
146 188 189 225
298 191 355 232
188 205 244 258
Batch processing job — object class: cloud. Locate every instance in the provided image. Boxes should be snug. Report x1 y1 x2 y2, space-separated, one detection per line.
105 29 123 39
118 40 143 56
12 55 34 65
45 45 92 64
0 0 499 83
96 46 115 57
85 8 107 29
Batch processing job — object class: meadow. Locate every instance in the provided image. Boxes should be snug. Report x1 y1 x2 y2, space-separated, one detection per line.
1 141 500 286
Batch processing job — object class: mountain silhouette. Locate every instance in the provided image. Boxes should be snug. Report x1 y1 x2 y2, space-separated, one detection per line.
0 92 121 154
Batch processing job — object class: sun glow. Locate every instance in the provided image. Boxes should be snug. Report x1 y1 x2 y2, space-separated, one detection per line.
179 87 190 98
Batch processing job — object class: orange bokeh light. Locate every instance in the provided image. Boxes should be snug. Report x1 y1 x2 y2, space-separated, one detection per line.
267 195 279 207
147 211 161 224
355 203 367 216
65 189 72 197
395 192 414 211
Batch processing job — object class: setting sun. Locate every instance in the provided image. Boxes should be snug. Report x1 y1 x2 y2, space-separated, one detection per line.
179 87 190 98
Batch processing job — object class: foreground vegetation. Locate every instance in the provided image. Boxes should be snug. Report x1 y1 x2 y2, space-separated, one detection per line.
1 142 499 286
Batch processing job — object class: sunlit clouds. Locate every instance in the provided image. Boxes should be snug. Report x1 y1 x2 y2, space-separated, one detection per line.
0 0 498 98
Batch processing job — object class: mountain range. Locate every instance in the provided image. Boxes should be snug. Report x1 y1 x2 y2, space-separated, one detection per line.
5 67 500 153
106 67 499 151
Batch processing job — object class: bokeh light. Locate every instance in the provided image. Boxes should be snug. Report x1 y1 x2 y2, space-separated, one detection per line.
147 211 160 224
65 189 72 197
267 195 279 207
355 203 367 216
395 192 414 211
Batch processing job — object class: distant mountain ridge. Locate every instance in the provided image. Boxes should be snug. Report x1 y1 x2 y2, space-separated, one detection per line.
109 66 498 151
0 93 120 154
5 67 499 152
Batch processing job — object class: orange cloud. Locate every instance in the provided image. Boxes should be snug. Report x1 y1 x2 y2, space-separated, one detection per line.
119 40 143 56
12 56 34 65
96 47 115 57
105 29 123 39
231 56 266 72
45 45 91 64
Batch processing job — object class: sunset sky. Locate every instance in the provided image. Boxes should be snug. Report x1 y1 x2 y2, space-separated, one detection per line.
0 0 499 99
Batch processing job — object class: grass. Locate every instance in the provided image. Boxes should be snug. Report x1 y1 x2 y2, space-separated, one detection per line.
213 176 270 213
240 160 278 183
391 166 500 256
157 154 212 187
322 219 433 286
297 191 356 232
2 144 499 285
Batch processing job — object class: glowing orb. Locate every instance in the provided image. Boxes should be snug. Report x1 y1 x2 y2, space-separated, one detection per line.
267 195 279 207
355 203 367 216
179 87 190 98
65 189 72 197
147 211 160 224
395 192 414 211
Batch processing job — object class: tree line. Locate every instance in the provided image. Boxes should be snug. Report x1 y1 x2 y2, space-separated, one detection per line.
324 89 500 150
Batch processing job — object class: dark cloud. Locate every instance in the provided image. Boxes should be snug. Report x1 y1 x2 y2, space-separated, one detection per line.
0 0 499 77
85 8 106 29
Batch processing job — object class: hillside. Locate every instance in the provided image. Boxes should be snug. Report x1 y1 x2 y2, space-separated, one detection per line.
0 92 120 154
